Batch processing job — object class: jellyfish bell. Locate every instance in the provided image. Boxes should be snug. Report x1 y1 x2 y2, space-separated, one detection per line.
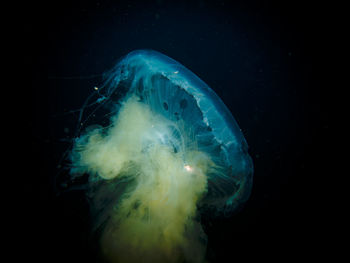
69 50 253 263
102 50 252 212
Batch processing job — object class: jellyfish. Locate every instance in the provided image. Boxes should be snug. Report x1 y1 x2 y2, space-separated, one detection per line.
68 50 253 263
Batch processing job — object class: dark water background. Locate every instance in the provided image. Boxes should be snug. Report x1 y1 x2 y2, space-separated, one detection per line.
24 0 326 262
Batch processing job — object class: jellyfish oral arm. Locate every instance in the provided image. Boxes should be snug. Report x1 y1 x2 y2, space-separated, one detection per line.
70 95 209 262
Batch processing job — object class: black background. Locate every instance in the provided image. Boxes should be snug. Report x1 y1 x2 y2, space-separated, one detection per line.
23 0 327 262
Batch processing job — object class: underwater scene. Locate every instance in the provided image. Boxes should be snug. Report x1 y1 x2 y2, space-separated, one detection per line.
25 1 325 262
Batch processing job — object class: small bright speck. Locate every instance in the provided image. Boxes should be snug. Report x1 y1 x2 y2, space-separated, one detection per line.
94 86 99 90
174 71 179 74
184 165 193 172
